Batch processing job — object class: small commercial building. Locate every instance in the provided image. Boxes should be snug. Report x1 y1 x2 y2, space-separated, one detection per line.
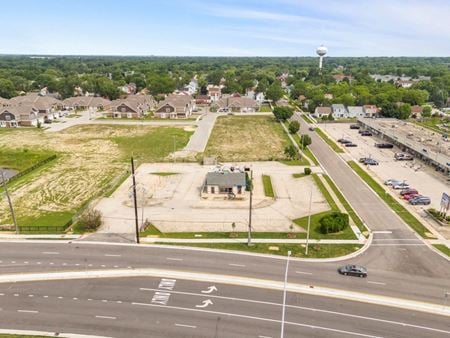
201 170 247 199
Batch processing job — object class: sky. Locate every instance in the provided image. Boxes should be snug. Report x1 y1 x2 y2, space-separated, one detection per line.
0 0 449 57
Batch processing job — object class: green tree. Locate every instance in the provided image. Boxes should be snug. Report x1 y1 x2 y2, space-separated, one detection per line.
288 120 300 134
422 105 432 118
398 103 411 120
266 81 284 102
284 145 298 160
0 78 16 98
273 106 294 121
319 212 349 234
300 134 312 147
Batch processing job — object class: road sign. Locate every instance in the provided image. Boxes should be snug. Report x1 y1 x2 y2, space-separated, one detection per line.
441 192 450 212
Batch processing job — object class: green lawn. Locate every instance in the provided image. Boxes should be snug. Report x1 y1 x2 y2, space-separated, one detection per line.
347 161 432 238
113 127 193 162
293 211 356 240
291 133 319 165
0 148 53 171
311 174 338 211
151 172 178 176
262 175 275 197
259 104 272 112
433 244 450 257
16 211 74 233
293 173 308 178
315 128 344 153
322 175 367 233
205 116 290 161
301 114 314 124
279 159 310 166
157 243 362 259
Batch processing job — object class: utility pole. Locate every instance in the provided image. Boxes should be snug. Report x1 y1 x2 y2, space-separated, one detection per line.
131 157 140 244
305 187 313 255
280 250 291 338
1 171 18 234
247 170 253 246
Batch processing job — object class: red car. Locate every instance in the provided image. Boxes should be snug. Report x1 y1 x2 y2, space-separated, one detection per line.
404 194 421 201
400 188 418 196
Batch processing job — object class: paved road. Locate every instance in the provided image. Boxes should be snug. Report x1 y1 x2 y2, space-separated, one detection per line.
0 242 448 306
293 113 450 274
0 277 448 338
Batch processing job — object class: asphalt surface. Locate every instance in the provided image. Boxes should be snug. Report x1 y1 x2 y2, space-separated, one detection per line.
0 277 448 338
0 241 448 306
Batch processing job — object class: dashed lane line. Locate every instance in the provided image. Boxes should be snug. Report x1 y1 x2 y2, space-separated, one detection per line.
95 315 116 320
368 281 386 286
295 271 313 275
42 252 59 255
228 263 246 267
174 323 197 329
18 310 38 313
166 258 183 261
105 254 122 257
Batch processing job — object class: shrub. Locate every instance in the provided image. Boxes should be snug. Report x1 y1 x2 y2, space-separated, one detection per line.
288 120 300 134
304 167 311 175
300 134 312 146
319 212 349 234
77 207 103 232
284 145 298 159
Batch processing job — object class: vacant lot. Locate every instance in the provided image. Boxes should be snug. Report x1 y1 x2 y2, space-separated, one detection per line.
204 116 290 161
0 148 53 172
0 125 192 230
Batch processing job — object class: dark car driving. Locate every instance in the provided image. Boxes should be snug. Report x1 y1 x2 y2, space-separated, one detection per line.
338 264 368 277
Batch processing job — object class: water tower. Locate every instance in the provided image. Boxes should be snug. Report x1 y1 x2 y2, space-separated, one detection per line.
316 45 328 70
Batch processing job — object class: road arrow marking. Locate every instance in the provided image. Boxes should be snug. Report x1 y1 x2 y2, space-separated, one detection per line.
195 299 213 308
201 286 218 294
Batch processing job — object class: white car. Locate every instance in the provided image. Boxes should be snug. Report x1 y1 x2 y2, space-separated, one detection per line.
393 182 410 190
384 179 401 186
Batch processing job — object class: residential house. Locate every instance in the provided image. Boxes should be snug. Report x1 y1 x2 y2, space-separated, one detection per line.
63 96 111 112
0 105 42 127
255 92 265 104
207 85 221 102
0 97 10 108
195 94 210 105
201 170 247 200
154 94 195 119
346 106 365 118
9 93 62 120
331 104 348 118
212 96 259 113
411 105 423 118
109 95 156 119
313 106 332 119
363 105 378 117
333 74 354 83
119 83 137 95
276 98 290 107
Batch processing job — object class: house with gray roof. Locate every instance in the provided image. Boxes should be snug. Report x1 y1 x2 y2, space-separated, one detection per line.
331 104 348 118
346 106 365 118
154 94 195 119
201 170 247 199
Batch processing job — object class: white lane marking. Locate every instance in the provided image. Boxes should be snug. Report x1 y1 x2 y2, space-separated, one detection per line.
72 297 78 300
18 310 38 313
62 263 67 266
42 252 59 255
58 296 63 299
105 254 122 257
43 295 48 298
133 302 382 338
166 257 183 261
151 291 171 305
196 299 213 308
175 323 197 329
228 263 246 267
295 271 313 275
28 295 34 297
95 315 116 320
11 261 16 264
13 294 19 297
114 265 119 268
24 262 29 264
259 336 273 338
368 281 386 286
102 300 108 303
49 262 54 265
136 287 450 334
372 231 392 234
371 244 426 246
0 293 4 296
75 264 80 266
101 265 106 267
158 278 177 291
116 301 122 304
88 264 93 267
88 299 93 301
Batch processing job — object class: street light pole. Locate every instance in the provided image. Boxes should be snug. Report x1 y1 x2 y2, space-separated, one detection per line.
248 169 253 246
131 157 140 244
305 187 313 255
280 250 291 338
1 170 18 234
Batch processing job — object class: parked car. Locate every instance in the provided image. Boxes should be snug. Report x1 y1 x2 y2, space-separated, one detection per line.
375 143 394 149
338 265 368 278
400 188 418 196
350 124 360 130
44 118 52 124
359 157 369 163
338 138 351 143
384 179 402 186
404 193 421 201
364 158 379 165
308 127 315 131
345 143 357 147
392 182 410 190
395 153 414 161
409 196 431 205
361 131 373 136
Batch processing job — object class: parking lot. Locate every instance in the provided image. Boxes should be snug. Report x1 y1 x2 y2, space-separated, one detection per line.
323 123 449 213
95 162 329 234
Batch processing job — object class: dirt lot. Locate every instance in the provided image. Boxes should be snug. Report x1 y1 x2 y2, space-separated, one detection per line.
95 162 329 234
204 116 290 162
323 123 449 212
0 125 192 228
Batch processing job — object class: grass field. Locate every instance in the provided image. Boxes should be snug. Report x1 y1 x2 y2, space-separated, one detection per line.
433 244 450 257
315 128 345 153
0 148 53 172
157 242 362 258
204 116 290 161
0 125 193 232
262 175 275 197
347 160 432 239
